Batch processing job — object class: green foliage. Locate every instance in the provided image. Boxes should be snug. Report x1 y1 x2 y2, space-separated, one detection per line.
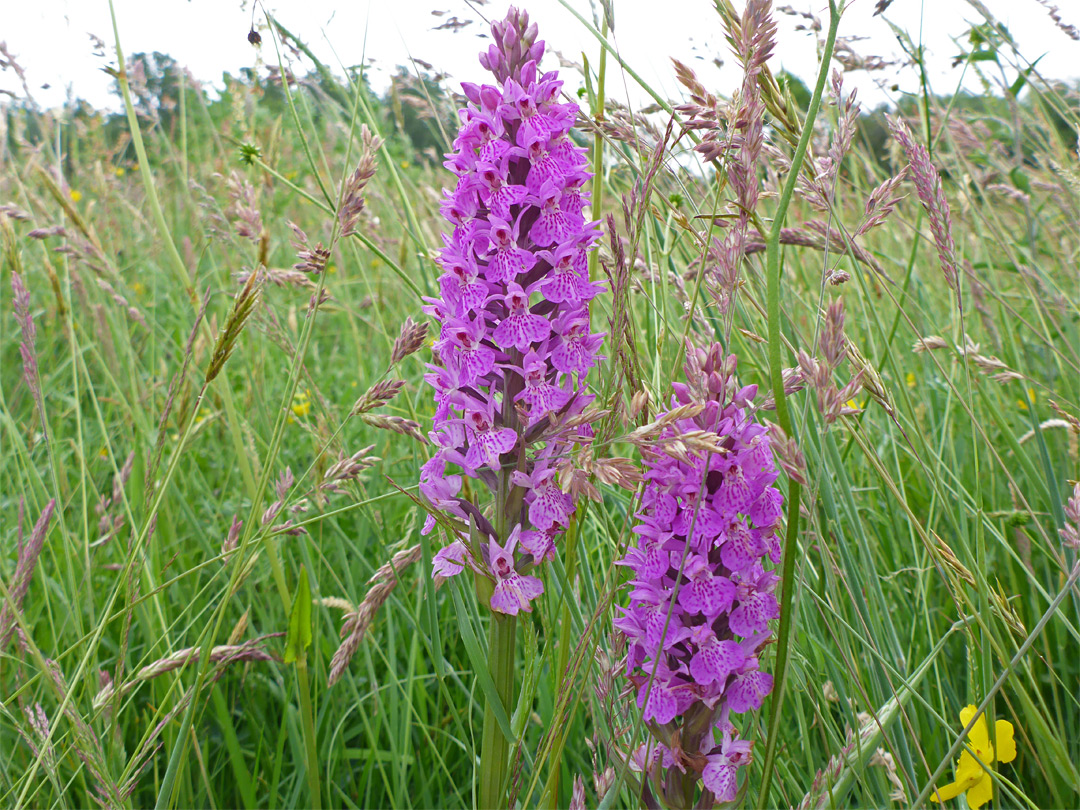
1 8 1078 810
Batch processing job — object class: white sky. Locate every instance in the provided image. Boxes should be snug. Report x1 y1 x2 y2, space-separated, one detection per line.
1 0 1078 112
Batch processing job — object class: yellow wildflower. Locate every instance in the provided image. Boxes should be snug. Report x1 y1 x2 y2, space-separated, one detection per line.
906 372 916 389
290 389 312 422
114 167 125 177
400 160 410 169
1017 387 1036 411
930 705 1016 809
69 189 82 203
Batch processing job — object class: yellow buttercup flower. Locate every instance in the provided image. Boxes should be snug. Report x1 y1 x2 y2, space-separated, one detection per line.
906 372 916 389
114 167 125 177
290 389 312 421
930 705 1017 808
69 189 83 203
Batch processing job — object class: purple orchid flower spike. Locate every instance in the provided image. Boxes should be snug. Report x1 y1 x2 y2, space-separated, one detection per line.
418 6 606 617
614 342 785 808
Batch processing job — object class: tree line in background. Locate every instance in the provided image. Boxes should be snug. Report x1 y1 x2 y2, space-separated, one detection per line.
3 46 1077 185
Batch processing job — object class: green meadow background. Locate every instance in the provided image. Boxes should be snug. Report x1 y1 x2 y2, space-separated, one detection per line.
1 3 1078 808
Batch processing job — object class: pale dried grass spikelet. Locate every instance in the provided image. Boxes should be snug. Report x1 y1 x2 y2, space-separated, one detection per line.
795 716 880 810
328 544 422 686
92 636 278 710
629 389 650 421
320 596 358 614
848 342 895 418
590 457 643 491
288 221 331 275
963 350 1023 383
11 271 42 410
556 453 601 503
604 214 644 398
985 183 1031 205
766 422 807 486
800 69 860 212
319 446 378 496
778 5 821 33
932 531 977 587
19 703 56 771
99 279 148 329
856 168 908 236
42 658 121 805
262 468 295 527
93 451 136 548
887 116 959 291
351 379 405 416
360 412 428 444
624 403 706 445
593 765 615 801
339 125 383 237
820 298 847 369
0 498 56 650
803 219 882 273
390 317 429 366
912 335 948 353
237 265 315 289
991 580 1027 637
27 225 68 240
221 170 264 242
227 609 250 646
1048 400 1080 443
1036 0 1080 40
864 747 907 807
758 366 806 410
568 775 586 810
832 38 896 73
1 202 31 220
931 531 1026 635
742 223 881 273
221 515 243 557
657 429 736 462
1060 482 1080 551
672 58 719 117
206 270 262 383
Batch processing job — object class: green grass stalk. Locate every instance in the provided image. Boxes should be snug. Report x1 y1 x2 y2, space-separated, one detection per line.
757 3 842 807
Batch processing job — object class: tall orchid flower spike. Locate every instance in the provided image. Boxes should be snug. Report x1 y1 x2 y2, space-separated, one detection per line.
614 342 784 809
418 10 607 807
930 705 1017 809
419 6 605 616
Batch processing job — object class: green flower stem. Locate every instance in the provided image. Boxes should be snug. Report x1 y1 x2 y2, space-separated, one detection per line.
757 3 842 808
540 513 583 809
479 612 518 809
296 654 322 809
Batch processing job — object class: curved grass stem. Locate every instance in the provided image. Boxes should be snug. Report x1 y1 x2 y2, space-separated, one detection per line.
757 3 842 807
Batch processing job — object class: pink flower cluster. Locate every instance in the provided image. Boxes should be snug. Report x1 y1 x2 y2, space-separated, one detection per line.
615 344 783 802
419 8 605 615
